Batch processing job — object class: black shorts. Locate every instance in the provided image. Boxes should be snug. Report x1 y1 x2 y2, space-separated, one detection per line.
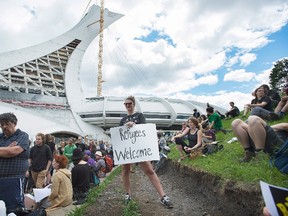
248 125 285 155
175 137 187 150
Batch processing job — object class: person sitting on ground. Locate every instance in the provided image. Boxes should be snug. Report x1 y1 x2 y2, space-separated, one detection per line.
249 86 279 121
83 150 96 167
71 148 91 205
242 90 257 118
192 109 200 118
157 132 166 152
206 107 230 134
272 82 288 119
172 117 203 154
198 114 208 127
92 151 106 178
0 113 30 214
231 115 288 163
225 102 240 119
173 121 188 161
261 84 281 109
201 123 216 144
40 154 73 213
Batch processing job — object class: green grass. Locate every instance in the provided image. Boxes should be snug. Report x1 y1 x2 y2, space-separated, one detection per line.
67 166 141 216
168 114 288 188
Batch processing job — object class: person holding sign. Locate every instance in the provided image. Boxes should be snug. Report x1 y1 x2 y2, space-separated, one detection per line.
119 96 173 209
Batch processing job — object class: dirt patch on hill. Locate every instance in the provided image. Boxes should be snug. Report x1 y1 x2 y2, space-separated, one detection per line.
83 159 264 216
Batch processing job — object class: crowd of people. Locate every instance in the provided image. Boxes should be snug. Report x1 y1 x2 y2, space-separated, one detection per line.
0 112 113 215
0 81 287 215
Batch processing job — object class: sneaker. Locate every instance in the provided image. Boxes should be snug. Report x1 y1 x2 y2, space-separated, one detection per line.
239 150 255 163
160 195 173 209
124 193 131 204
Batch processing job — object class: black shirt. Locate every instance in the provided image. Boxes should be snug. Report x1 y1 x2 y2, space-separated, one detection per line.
119 112 146 126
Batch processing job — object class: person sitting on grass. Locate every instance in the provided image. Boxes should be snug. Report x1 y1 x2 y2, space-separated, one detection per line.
71 148 91 205
225 102 240 119
249 86 280 121
231 115 288 162
38 155 73 214
201 123 216 144
206 107 230 134
172 117 203 154
173 121 189 162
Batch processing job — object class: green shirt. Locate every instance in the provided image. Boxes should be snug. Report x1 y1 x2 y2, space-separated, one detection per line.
208 112 223 130
63 144 77 163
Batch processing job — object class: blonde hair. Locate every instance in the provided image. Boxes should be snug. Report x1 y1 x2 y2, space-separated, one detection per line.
125 96 136 105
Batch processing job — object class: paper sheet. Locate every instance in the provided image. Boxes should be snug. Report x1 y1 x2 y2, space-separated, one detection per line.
33 184 51 202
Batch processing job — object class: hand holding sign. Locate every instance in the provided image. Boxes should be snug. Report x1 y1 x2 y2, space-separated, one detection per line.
260 180 288 216
110 123 160 165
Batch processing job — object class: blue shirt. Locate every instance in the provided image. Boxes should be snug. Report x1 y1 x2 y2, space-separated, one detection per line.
0 129 30 178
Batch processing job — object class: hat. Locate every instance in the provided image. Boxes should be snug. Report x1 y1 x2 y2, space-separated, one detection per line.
72 148 84 161
95 151 103 157
84 150 91 156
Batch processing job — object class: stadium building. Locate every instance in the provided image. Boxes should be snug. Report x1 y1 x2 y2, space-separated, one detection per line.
0 4 226 141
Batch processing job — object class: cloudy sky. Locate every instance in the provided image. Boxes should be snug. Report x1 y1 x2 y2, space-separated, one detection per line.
0 0 288 111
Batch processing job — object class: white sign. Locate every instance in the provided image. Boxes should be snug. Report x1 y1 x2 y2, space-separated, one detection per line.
110 123 160 165
260 180 288 216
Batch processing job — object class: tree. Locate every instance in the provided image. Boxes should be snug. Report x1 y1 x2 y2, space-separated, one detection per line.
269 58 288 89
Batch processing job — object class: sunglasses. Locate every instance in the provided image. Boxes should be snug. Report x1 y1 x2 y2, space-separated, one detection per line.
124 102 133 106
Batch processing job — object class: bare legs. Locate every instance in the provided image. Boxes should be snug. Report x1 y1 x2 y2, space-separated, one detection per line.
274 96 288 113
231 116 267 150
122 164 131 195
122 161 165 198
176 145 185 159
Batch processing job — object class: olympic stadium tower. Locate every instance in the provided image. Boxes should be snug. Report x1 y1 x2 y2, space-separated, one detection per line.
0 4 226 141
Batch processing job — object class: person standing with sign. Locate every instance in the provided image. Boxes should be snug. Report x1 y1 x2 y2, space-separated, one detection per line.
119 96 173 209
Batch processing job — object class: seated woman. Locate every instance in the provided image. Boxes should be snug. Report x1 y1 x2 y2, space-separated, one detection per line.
201 123 216 144
40 154 73 213
71 148 91 205
172 117 203 154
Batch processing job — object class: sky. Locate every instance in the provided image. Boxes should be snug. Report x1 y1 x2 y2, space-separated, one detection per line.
0 0 288 111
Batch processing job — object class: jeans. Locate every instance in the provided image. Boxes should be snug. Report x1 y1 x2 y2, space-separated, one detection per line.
250 107 271 120
0 177 25 213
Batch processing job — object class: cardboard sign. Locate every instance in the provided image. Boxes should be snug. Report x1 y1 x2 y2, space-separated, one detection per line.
110 123 159 165
260 180 288 216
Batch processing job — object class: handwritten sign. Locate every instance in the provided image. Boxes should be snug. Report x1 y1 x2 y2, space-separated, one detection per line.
110 123 159 165
260 180 288 216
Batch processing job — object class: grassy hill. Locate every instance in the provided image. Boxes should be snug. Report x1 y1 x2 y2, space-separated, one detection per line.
168 114 288 188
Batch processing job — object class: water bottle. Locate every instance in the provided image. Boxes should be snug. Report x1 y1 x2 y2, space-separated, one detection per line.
227 137 237 144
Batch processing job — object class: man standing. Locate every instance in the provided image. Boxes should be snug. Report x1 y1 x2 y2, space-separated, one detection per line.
29 133 52 188
0 113 30 213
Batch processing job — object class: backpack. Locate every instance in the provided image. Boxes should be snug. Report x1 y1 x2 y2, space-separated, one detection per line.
103 155 113 173
202 142 224 155
270 139 288 174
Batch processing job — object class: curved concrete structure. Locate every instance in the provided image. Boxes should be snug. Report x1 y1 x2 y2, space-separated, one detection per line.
0 4 227 141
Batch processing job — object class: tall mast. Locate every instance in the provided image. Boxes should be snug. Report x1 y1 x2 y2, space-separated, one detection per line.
97 0 104 96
